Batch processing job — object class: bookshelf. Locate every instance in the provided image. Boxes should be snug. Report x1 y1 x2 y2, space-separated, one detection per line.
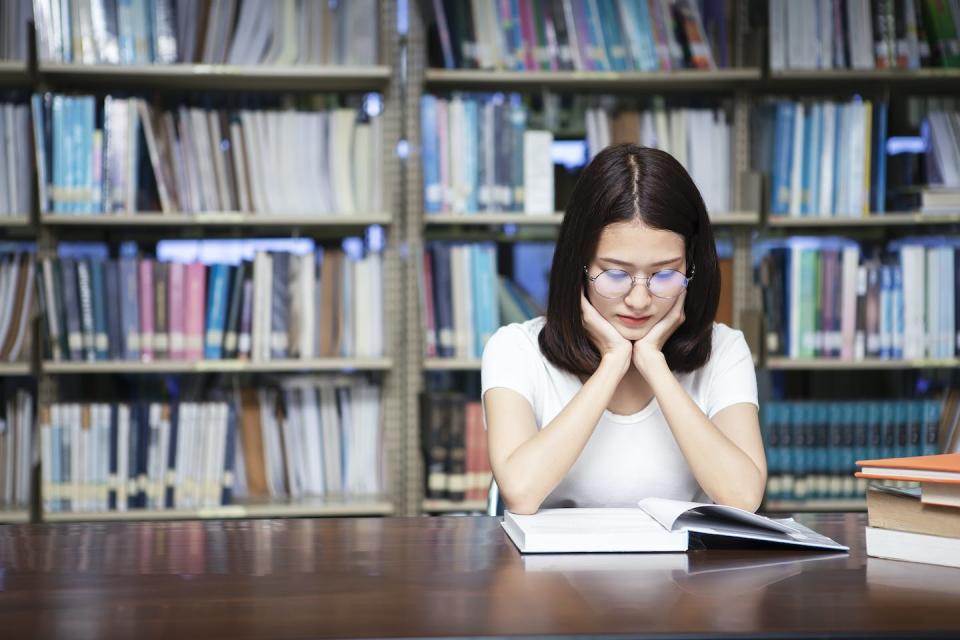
4 0 959 520
41 358 394 375
424 68 762 91
42 498 394 523
766 358 960 371
0 510 31 523
405 0 761 515
766 213 960 227
0 363 32 376
40 213 394 228
24 0 405 523
36 63 392 91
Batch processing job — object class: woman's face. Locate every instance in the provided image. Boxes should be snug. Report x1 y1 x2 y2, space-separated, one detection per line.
584 221 687 340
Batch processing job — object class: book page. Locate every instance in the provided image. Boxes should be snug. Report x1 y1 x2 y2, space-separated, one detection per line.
638 497 796 534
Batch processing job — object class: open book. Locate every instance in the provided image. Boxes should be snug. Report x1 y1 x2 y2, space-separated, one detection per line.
501 497 849 554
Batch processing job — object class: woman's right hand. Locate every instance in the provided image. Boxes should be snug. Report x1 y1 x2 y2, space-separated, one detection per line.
580 292 632 374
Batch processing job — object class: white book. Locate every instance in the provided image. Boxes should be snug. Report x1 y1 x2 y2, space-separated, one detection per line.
927 248 939 359
298 385 325 495
523 130 554 214
941 248 954 358
207 110 232 211
502 498 848 554
117 404 129 511
865 527 960 569
319 383 342 495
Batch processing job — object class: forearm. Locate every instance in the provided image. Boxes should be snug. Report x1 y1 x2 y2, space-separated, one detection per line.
641 354 765 511
498 355 626 514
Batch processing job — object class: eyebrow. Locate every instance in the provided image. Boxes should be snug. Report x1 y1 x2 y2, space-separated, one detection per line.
598 256 683 269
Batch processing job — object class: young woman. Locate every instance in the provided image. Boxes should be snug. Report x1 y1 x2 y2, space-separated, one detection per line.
481 144 765 515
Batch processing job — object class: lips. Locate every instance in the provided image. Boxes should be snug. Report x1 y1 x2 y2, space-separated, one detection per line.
617 314 651 326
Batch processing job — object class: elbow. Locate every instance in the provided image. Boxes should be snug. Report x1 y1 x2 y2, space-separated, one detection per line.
714 471 767 513
497 478 545 515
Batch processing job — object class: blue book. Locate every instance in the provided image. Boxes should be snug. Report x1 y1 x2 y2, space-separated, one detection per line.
813 402 829 499
51 95 65 213
871 101 888 214
431 244 455 357
770 103 794 216
922 399 942 456
762 403 780 500
623 0 659 71
103 261 123 359
839 402 857 497
596 0 629 70
799 106 815 216
881 401 898 459
879 264 893 359
584 0 611 70
509 0 525 70
204 263 231 360
421 96 442 213
903 402 921 458
89 258 109 360
118 255 140 361
78 96 95 213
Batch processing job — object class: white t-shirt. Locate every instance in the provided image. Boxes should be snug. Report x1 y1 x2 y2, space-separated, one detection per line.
480 316 758 508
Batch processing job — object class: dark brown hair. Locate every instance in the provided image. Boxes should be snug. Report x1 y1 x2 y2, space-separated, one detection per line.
539 144 720 376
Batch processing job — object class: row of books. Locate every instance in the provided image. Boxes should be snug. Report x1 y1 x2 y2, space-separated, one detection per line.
420 392 492 503
0 102 32 217
33 0 379 66
762 398 946 501
755 237 960 360
0 0 30 61
426 0 730 71
585 102 731 214
421 243 541 360
859 453 960 569
422 93 555 215
235 378 383 501
39 244 384 363
38 376 383 514
759 99 888 217
41 400 236 512
0 248 35 364
32 94 383 216
0 388 32 510
770 0 960 70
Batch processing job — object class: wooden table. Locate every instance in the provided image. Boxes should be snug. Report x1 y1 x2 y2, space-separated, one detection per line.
0 512 957 639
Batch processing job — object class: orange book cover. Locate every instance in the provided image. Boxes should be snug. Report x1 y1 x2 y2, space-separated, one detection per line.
855 453 960 485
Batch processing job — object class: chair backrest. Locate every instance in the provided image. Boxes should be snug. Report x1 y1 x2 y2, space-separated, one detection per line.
486 479 504 516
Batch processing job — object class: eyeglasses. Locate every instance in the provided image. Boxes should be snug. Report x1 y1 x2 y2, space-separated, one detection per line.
583 263 695 299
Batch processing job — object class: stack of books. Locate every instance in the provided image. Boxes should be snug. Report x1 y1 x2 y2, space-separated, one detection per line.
856 453 960 569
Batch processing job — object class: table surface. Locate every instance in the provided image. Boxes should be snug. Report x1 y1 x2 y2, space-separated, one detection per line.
0 512 958 639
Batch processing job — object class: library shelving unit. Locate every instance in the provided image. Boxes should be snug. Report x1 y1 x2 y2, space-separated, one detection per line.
29 0 405 522
753 32 960 513
404 0 764 516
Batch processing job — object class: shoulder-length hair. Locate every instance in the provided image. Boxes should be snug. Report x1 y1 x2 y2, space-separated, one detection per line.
539 144 720 376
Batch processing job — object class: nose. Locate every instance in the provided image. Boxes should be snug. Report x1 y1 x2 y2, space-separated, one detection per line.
623 278 652 310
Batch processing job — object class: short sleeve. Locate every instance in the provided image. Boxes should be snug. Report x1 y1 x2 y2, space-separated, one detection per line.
704 328 759 419
481 323 540 417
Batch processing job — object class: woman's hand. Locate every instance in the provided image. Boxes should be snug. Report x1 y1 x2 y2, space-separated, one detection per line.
633 290 686 375
581 292 632 376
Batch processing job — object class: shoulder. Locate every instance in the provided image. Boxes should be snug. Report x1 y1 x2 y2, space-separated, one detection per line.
709 322 750 355
483 316 546 358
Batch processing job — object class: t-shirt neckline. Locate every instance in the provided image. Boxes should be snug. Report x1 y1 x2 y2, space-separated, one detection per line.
602 396 661 423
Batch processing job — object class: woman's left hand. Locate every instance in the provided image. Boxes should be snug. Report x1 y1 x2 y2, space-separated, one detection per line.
632 290 686 375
